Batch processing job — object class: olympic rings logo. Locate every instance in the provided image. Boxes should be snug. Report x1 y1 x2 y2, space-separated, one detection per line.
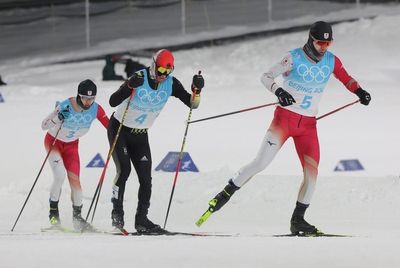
296 64 330 83
66 114 93 128
137 88 168 106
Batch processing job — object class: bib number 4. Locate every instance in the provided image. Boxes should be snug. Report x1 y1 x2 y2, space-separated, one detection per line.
135 114 147 124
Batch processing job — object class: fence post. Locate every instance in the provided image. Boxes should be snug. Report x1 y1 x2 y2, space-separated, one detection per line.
85 0 90 48
268 0 272 23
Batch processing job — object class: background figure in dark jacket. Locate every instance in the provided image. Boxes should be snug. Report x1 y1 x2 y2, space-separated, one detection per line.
108 49 204 233
102 55 124 81
0 74 6 86
125 59 146 78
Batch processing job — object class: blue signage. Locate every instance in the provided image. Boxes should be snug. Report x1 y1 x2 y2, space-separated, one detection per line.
155 152 199 172
86 153 105 168
334 159 364 171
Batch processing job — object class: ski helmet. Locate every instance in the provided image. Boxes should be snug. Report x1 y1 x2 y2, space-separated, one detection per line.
150 49 174 82
309 21 333 41
77 79 96 110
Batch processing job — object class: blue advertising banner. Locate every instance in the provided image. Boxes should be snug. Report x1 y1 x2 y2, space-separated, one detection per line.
334 159 364 172
86 153 105 168
155 152 199 172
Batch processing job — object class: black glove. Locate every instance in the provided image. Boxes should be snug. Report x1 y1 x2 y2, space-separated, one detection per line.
355 88 371 106
275 87 296 107
191 72 204 94
57 106 70 120
127 71 144 89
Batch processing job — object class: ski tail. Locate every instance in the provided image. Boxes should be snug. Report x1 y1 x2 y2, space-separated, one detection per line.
41 225 78 233
110 227 130 236
274 230 352 237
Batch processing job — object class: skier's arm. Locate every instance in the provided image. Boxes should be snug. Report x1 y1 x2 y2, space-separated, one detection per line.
261 53 293 94
96 105 109 129
261 53 295 106
109 71 144 107
109 81 131 107
333 56 360 93
171 77 202 109
41 107 62 130
333 56 371 105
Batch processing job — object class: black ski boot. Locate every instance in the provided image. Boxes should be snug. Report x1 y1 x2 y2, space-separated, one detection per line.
111 210 125 229
135 207 163 234
290 202 318 235
135 215 163 234
208 180 240 212
72 205 96 232
49 200 61 226
111 198 125 229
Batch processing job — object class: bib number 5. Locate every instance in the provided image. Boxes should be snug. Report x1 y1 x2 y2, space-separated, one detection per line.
300 95 312 109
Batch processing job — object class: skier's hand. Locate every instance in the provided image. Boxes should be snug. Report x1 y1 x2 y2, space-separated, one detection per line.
57 106 71 120
127 71 144 89
355 88 371 106
275 87 296 107
191 71 204 94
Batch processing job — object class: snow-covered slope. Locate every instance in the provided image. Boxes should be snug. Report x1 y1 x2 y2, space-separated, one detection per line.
0 12 400 268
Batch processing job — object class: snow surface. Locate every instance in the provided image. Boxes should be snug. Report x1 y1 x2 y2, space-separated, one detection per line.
1 5 400 268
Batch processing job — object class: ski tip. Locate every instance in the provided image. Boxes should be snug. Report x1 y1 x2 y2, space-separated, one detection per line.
195 210 212 227
195 219 203 227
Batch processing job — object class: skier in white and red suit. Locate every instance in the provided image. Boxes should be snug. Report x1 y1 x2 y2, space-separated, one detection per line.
41 79 109 231
206 21 371 235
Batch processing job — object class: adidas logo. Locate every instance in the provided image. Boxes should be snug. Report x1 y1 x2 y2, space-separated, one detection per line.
140 156 148 161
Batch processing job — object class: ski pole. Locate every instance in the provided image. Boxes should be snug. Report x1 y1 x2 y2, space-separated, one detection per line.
163 71 202 229
187 102 278 124
11 122 63 231
163 106 194 229
317 100 360 121
86 90 135 224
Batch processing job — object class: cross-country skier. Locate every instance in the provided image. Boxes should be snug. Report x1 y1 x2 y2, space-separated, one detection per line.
41 79 109 231
108 49 204 233
203 21 371 235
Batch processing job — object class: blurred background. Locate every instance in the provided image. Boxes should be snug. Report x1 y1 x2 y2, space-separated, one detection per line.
1 0 399 66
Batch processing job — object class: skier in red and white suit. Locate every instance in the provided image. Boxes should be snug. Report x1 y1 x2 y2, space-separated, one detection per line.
205 21 371 235
41 79 109 231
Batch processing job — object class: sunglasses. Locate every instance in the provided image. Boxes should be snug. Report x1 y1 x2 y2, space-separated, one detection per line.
79 94 96 102
312 37 332 47
156 66 173 76
315 40 332 47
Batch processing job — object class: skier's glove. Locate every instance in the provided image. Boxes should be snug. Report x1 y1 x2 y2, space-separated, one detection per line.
57 106 71 120
355 88 371 106
127 71 144 89
275 87 296 107
191 72 204 94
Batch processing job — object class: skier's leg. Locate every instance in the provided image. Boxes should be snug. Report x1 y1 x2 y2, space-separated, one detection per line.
45 134 65 225
290 119 320 234
108 121 131 228
210 111 290 212
61 140 92 230
130 131 161 232
48 152 66 204
231 128 287 187
62 140 82 207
